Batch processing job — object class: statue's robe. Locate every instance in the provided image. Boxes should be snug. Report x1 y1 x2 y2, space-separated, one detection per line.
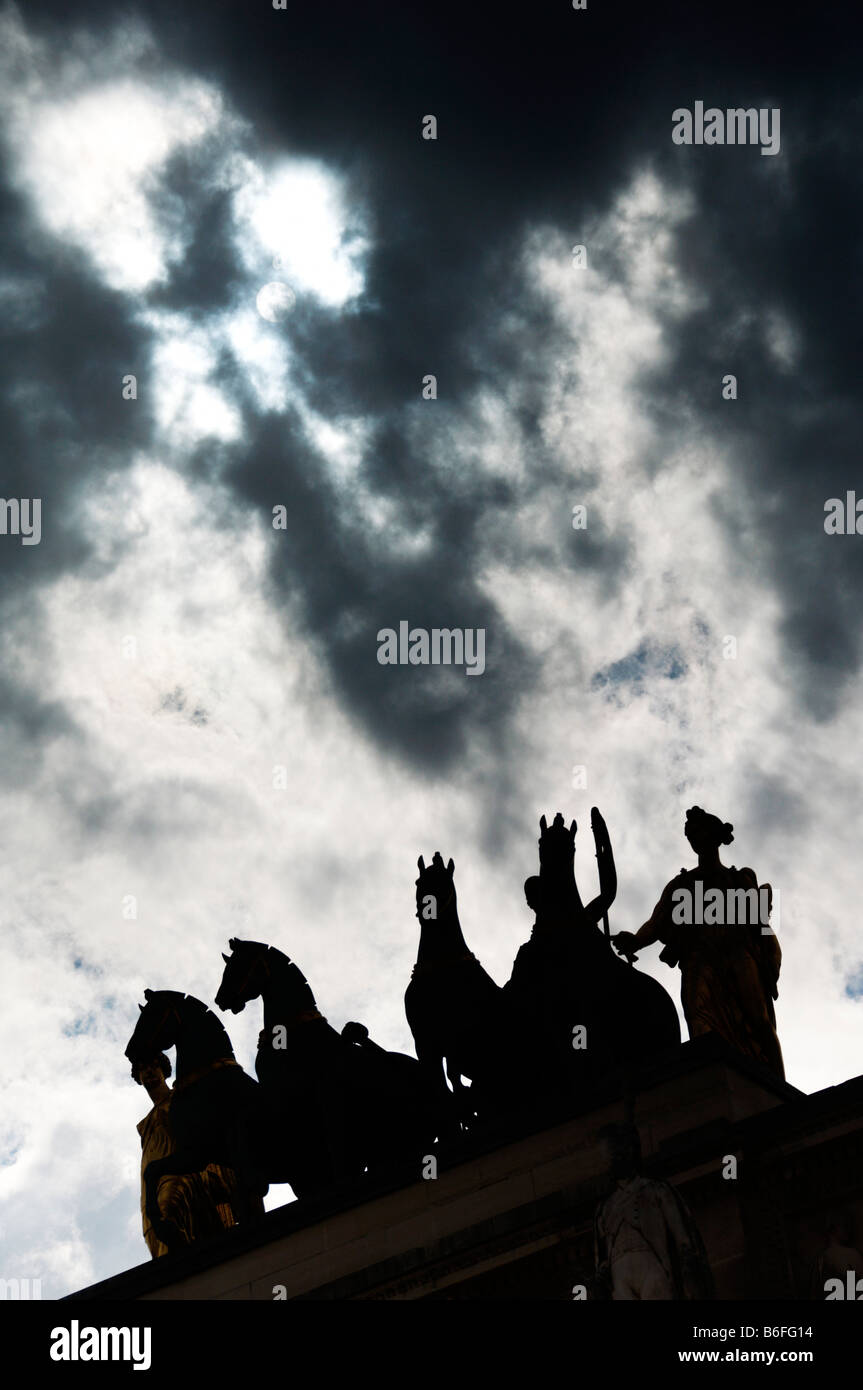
646 864 784 1079
594 1175 714 1300
137 1092 239 1258
808 1240 863 1299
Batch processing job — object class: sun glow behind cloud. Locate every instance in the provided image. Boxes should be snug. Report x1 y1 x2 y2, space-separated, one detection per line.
0 5 370 452
233 160 368 307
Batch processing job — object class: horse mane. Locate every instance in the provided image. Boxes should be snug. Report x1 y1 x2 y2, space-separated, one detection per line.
265 945 311 988
179 993 236 1057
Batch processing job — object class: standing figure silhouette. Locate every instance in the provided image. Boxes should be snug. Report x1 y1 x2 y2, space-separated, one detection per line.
613 807 784 1079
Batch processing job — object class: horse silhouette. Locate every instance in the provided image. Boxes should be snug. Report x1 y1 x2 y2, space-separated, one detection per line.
406 852 536 1130
215 939 438 1194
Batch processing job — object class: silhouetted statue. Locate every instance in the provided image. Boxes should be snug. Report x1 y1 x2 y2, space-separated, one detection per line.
612 807 784 1078
592 1123 713 1300
535 808 618 930
132 1052 246 1257
808 1211 863 1299
125 991 269 1252
216 940 438 1193
405 852 532 1133
505 811 680 1095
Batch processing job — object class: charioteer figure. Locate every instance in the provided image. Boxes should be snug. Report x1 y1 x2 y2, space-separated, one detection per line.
133 1052 245 1257
506 810 679 1095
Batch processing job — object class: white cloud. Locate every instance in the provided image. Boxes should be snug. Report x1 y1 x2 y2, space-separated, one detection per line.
0 9 234 292
233 159 367 306
144 312 243 446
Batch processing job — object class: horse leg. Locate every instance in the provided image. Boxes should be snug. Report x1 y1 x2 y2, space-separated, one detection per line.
445 1059 478 1130
233 1105 270 1198
229 1185 266 1227
392 1056 443 1161
221 1113 268 1227
315 1072 361 1184
415 1045 459 1145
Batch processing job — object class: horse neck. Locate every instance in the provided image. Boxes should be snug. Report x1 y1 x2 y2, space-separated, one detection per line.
259 947 318 1030
417 900 471 966
174 1002 234 1080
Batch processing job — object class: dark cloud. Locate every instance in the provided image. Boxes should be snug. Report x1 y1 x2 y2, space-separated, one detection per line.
642 130 863 719
148 147 251 317
4 0 862 776
150 0 863 733
224 408 537 769
0 181 157 588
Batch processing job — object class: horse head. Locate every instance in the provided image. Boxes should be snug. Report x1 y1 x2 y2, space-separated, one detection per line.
215 938 273 1015
415 852 457 925
125 988 188 1066
538 812 577 875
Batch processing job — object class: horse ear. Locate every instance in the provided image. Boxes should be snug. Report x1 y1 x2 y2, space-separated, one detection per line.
138 1003 144 1013
539 814 547 832
222 952 230 963
447 858 454 876
417 855 425 873
569 820 577 837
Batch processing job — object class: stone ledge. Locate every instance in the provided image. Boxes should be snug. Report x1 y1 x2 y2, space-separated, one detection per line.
63 1036 809 1301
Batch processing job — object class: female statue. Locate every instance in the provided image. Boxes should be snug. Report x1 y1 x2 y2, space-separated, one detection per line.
613 807 784 1078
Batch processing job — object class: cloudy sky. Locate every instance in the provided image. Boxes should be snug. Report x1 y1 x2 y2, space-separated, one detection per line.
0 1 861 1297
